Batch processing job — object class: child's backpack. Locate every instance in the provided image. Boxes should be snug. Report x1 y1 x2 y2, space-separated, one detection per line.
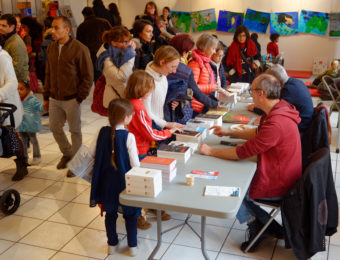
164 79 193 124
91 75 108 116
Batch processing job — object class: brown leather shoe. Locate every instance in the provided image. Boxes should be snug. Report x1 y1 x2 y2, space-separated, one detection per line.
137 216 152 230
66 170 75 178
147 209 171 221
57 156 72 169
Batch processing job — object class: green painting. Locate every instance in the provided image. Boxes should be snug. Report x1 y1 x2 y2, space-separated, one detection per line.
191 9 217 32
298 10 329 36
170 11 192 33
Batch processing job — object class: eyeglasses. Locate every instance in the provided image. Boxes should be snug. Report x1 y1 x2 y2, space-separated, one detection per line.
118 39 131 45
248 88 262 94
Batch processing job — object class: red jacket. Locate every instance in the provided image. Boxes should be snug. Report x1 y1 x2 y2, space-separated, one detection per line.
188 49 216 113
267 41 279 57
236 100 302 199
128 99 172 155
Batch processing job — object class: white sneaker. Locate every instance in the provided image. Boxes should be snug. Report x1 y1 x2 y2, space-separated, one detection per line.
128 246 138 257
30 157 42 165
108 243 119 255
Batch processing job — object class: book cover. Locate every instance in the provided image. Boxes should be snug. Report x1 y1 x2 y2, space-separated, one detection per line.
196 114 221 119
206 110 227 116
175 129 200 137
223 113 251 124
169 141 198 154
141 156 176 167
158 143 190 153
204 186 240 197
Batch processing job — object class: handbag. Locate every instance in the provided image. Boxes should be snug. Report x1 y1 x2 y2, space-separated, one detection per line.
239 47 261 75
68 145 94 183
0 103 20 158
91 75 108 116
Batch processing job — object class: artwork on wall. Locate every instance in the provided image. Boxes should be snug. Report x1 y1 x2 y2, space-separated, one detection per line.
170 11 192 33
298 10 329 36
270 12 298 35
243 9 270 34
329 13 340 37
191 8 217 32
217 10 244 33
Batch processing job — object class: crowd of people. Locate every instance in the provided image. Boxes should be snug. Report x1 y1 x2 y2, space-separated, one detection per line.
0 0 335 258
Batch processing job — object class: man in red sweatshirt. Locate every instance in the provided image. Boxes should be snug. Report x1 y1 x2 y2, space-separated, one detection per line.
199 74 302 252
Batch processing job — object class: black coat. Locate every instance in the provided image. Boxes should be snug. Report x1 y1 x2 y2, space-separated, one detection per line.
301 104 330 170
281 147 338 260
93 4 115 26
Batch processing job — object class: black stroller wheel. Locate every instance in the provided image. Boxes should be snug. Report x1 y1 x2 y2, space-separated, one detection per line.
0 189 21 215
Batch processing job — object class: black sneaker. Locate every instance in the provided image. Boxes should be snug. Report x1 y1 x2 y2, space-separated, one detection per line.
241 219 270 252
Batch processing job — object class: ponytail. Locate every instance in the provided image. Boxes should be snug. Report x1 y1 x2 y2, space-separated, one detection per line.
107 99 134 168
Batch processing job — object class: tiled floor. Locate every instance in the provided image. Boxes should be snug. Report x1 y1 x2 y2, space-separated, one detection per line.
0 89 339 260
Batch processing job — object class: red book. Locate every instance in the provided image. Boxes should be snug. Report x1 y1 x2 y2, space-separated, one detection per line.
141 156 176 172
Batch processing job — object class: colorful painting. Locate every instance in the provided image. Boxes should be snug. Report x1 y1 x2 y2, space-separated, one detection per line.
270 12 298 35
23 8 32 16
329 13 340 37
191 9 217 32
217 11 244 33
243 9 270 34
170 11 192 33
298 10 329 36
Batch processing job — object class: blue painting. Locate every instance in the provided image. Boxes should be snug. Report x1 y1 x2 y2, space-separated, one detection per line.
298 10 329 36
270 12 298 35
217 11 244 33
243 9 270 34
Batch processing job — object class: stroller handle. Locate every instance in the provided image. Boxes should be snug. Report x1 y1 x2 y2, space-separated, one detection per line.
0 103 17 127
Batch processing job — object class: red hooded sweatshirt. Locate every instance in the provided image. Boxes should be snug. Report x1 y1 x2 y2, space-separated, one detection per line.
236 100 302 199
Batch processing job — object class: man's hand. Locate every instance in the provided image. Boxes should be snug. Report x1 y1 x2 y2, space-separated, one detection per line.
248 104 255 112
43 100 49 112
199 143 212 156
210 126 228 137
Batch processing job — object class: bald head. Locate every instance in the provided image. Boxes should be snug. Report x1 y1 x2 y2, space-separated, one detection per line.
253 74 281 100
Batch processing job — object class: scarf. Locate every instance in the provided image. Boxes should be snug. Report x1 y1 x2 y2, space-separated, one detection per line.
191 49 216 85
226 39 257 76
96 45 136 72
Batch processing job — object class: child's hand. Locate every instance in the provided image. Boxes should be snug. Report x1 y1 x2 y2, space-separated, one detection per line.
171 101 179 110
165 122 184 129
170 127 182 134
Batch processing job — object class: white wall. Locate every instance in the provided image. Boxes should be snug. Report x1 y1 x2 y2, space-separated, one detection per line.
1 0 339 70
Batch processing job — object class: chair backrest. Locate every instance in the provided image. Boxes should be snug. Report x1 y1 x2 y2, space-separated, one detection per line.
301 103 330 171
321 75 340 105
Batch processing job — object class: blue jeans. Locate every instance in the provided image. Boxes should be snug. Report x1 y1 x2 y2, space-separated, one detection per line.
236 191 283 224
105 206 139 247
20 132 41 159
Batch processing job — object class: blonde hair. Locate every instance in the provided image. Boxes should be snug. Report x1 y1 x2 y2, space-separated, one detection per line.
125 70 155 99
153 45 180 67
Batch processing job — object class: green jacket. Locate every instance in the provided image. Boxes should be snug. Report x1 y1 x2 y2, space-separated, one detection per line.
4 33 29 81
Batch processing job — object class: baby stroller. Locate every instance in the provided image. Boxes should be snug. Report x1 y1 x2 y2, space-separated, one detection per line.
0 103 21 215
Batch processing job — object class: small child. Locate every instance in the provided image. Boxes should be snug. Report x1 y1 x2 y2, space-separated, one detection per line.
90 99 140 257
18 80 45 165
125 70 180 226
313 59 339 86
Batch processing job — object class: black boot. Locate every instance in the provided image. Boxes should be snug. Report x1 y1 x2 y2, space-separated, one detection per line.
266 219 284 239
241 219 270 252
12 158 28 181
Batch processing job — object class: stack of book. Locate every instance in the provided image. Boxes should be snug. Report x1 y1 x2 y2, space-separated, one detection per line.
216 91 237 105
228 82 249 94
125 167 162 197
175 129 203 143
196 113 223 126
140 156 177 182
157 143 191 163
186 118 214 135
182 126 207 140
